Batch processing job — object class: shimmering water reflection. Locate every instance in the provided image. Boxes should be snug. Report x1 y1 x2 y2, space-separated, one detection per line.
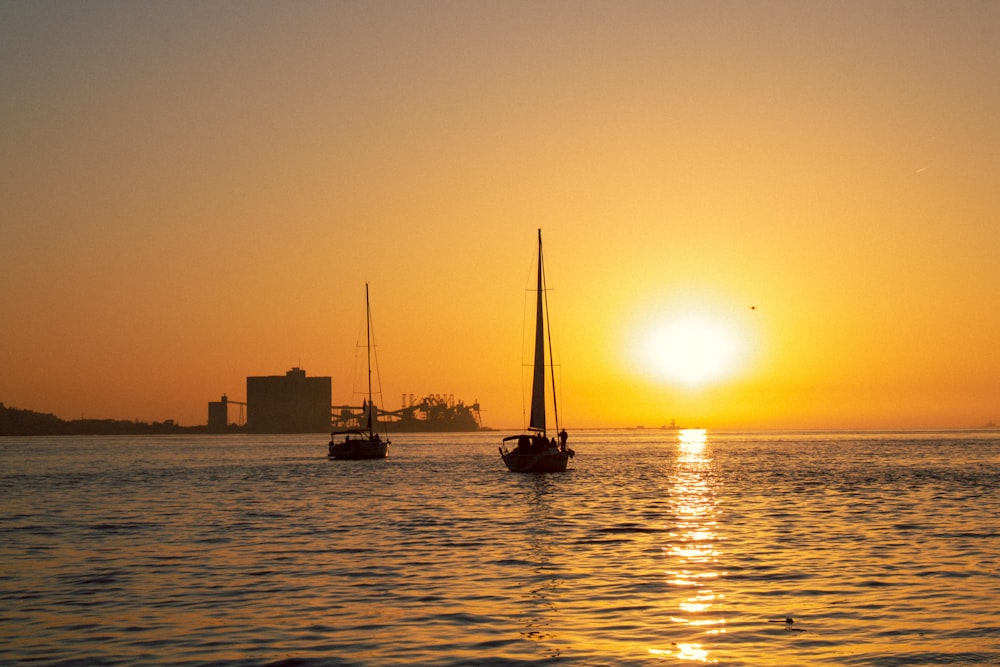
659 429 724 662
3 430 1000 665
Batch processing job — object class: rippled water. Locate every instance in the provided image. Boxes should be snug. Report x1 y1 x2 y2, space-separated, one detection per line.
2 430 999 665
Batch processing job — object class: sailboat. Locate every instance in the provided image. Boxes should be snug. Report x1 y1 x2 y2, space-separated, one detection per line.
328 284 390 460
499 229 575 473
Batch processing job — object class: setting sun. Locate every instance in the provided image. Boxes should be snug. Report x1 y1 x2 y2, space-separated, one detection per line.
633 312 748 388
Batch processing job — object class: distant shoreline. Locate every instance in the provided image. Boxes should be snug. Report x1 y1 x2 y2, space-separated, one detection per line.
4 403 995 436
0 403 208 436
0 403 490 436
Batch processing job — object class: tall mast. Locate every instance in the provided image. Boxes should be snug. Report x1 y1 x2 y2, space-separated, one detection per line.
365 282 373 435
529 229 546 433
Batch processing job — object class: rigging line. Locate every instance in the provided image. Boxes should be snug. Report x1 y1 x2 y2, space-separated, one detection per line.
541 231 559 436
366 285 390 440
351 312 366 403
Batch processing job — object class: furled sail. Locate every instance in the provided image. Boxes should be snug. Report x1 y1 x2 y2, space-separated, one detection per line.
529 229 546 433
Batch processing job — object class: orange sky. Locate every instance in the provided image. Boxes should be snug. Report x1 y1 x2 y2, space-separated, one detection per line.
3 1 999 430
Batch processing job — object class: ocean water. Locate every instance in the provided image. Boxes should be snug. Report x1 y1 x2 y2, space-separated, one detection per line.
2 430 999 666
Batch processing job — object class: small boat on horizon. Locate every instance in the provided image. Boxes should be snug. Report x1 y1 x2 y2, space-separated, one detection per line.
328 284 390 460
499 229 575 473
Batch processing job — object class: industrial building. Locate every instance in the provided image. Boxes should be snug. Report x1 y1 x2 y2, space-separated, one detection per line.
207 394 247 433
207 395 229 433
245 367 331 433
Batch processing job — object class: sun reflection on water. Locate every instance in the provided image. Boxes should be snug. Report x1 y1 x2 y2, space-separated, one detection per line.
653 429 724 662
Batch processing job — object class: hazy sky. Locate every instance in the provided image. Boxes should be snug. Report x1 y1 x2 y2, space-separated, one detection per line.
3 1 999 429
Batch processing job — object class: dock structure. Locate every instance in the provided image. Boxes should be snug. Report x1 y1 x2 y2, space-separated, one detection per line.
332 393 483 432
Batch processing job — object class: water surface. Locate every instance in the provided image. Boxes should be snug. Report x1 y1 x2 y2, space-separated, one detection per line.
2 430 999 665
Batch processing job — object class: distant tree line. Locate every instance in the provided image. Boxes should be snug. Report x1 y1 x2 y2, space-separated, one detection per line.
0 403 207 436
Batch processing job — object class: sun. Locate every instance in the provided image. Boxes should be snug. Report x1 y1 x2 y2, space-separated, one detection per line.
634 312 747 388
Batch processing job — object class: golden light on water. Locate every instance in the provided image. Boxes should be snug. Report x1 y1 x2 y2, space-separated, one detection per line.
665 571 719 587
651 428 724 662
650 643 712 662
678 428 708 454
676 643 711 661
679 591 718 614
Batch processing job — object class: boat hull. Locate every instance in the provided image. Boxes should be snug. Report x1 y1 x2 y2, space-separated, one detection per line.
499 446 572 473
328 438 388 460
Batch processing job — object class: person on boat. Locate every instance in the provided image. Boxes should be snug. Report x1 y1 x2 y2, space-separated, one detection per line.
558 429 568 451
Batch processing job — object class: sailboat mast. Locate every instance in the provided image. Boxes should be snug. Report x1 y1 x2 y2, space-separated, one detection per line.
529 229 547 433
365 282 373 435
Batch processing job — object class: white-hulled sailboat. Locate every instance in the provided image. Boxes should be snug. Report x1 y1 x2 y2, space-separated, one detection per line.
328 284 390 460
499 229 575 473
